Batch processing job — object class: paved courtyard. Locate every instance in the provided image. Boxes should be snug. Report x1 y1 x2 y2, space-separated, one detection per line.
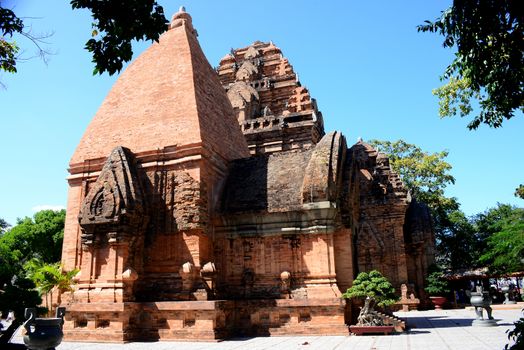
8 308 522 350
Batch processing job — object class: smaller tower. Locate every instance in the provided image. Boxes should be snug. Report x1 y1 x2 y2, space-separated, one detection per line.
217 41 325 155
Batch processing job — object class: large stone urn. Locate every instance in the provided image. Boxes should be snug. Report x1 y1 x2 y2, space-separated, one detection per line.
23 307 66 350
501 285 517 304
470 289 497 327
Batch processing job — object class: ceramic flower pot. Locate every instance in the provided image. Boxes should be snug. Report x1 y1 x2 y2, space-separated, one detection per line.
429 296 447 310
349 325 395 335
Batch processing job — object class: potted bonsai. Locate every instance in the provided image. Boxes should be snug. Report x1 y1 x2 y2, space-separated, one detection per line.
342 270 398 335
425 271 450 310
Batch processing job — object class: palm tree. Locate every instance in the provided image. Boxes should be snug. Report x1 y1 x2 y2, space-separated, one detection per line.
25 258 78 316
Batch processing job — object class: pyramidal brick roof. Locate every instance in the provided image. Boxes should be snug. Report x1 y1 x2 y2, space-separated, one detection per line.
70 7 249 166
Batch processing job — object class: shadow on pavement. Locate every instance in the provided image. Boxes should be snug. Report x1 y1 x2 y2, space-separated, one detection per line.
3 344 26 350
406 317 482 328
406 330 431 334
227 337 266 342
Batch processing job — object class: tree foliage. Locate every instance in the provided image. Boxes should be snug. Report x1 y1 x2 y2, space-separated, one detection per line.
24 258 78 315
369 139 492 270
506 314 524 350
436 209 481 270
0 6 53 85
342 270 397 308
515 184 524 199
418 0 523 129
0 210 65 320
71 0 167 75
0 209 65 269
474 203 518 236
1 1 168 79
424 271 450 295
0 7 23 74
369 139 455 212
478 205 524 274
0 217 8 234
25 259 77 296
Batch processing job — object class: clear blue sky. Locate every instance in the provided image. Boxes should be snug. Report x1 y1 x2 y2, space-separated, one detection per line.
1 0 523 226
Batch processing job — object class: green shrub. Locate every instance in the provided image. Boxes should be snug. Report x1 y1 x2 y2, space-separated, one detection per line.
425 271 450 295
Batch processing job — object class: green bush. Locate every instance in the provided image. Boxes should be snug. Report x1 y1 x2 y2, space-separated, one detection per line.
425 271 450 295
343 270 398 307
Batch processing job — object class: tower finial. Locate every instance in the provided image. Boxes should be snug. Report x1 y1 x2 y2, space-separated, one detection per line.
170 6 197 35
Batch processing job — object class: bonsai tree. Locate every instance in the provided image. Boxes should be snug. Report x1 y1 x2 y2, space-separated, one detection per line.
424 271 450 296
342 270 398 326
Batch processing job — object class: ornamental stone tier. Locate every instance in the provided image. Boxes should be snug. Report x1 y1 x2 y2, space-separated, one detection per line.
60 7 435 342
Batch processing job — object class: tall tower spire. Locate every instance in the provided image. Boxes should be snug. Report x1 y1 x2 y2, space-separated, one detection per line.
71 8 248 167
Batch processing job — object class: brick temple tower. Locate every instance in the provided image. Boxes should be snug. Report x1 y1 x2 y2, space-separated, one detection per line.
61 8 434 342
62 8 250 341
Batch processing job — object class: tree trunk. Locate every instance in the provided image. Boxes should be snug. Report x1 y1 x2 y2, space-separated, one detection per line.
357 297 373 326
356 297 385 326
49 290 53 317
57 290 62 306
44 292 49 316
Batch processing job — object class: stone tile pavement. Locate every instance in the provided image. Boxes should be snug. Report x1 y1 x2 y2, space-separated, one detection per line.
9 308 523 350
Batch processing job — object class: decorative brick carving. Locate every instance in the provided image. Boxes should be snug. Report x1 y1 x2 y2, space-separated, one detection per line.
244 45 260 59
169 172 208 231
218 41 325 155
287 87 312 113
236 60 259 81
78 146 147 247
280 271 291 298
201 262 217 295
226 81 260 121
